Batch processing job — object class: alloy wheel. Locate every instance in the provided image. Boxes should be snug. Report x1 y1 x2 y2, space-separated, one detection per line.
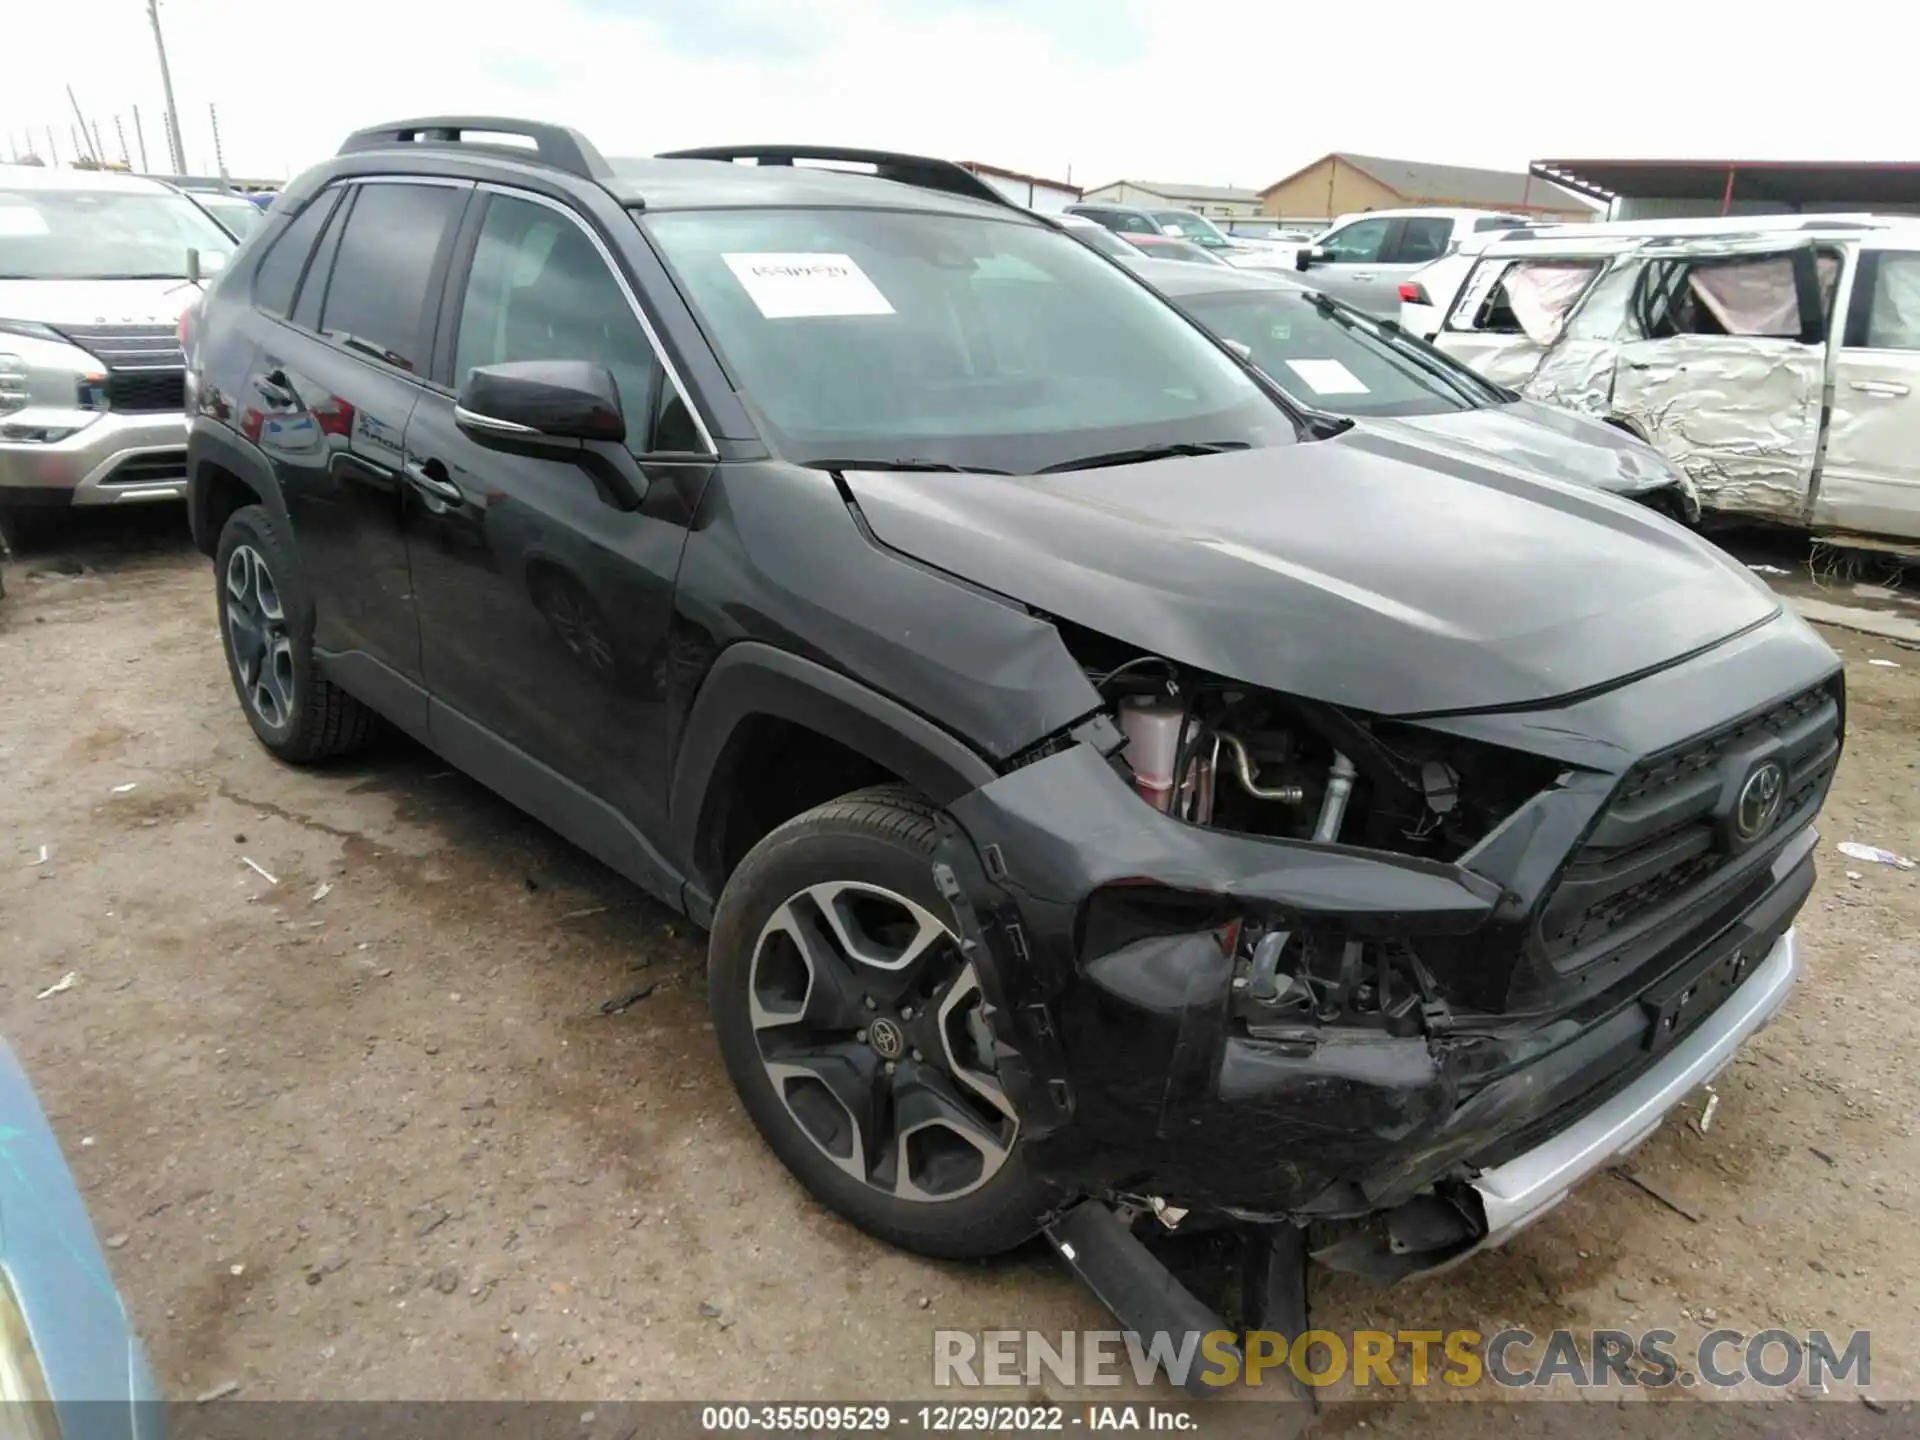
224 544 295 729
748 881 1018 1202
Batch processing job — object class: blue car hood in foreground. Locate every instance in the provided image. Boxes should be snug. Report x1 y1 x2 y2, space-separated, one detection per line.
0 1038 159 1435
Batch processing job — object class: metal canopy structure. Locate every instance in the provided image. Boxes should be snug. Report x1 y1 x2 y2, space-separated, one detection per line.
1531 159 1920 213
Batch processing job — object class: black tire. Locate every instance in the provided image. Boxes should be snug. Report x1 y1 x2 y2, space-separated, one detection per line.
215 504 375 762
0 503 60 558
709 785 1055 1258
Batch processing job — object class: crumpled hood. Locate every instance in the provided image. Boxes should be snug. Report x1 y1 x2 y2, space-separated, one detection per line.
1365 400 1689 499
0 278 198 328
843 427 1780 716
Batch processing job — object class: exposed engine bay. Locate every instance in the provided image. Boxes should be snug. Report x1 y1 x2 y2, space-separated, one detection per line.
1064 623 1565 1027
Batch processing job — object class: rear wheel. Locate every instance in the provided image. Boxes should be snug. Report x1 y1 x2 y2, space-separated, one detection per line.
708 787 1054 1258
215 504 374 762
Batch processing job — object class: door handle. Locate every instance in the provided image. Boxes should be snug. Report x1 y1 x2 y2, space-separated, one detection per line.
1850 379 1911 397
403 458 463 507
1350 272 1375 281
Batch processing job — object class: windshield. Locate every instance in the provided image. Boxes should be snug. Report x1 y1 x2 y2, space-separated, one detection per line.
0 186 237 279
1153 211 1229 247
195 194 266 239
1062 222 1135 260
1178 286 1507 417
644 208 1292 472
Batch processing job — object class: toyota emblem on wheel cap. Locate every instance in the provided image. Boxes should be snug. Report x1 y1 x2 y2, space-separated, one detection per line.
1732 760 1787 846
867 1016 905 1060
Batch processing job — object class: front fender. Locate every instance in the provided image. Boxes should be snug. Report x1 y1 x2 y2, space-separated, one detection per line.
187 414 291 554
670 641 999 910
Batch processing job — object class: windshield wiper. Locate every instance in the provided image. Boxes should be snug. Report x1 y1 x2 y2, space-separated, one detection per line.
800 457 1013 475
1300 292 1496 409
1036 440 1250 474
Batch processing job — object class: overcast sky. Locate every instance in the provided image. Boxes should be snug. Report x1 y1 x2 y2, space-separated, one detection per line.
4 0 1903 188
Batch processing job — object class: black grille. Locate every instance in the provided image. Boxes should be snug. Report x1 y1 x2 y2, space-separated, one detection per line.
1539 681 1841 965
102 450 188 485
51 323 186 413
103 370 187 412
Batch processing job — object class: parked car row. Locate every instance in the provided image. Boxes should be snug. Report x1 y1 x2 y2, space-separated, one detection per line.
1420 212 1920 547
0 163 235 547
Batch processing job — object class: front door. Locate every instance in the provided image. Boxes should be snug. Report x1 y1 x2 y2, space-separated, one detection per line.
1609 240 1833 526
402 188 713 883
1299 215 1399 313
1816 248 1920 540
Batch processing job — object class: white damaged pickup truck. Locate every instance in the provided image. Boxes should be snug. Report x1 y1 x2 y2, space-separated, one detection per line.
1432 215 1920 551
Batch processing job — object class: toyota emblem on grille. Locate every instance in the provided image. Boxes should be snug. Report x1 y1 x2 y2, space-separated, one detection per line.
1732 760 1787 845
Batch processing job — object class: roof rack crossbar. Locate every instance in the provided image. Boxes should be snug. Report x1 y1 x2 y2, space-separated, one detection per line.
655 144 1014 209
338 117 612 181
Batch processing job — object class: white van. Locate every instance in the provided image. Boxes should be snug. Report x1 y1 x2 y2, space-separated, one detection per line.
1431 214 1920 547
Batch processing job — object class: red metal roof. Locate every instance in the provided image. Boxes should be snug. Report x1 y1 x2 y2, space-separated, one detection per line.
1532 159 1920 205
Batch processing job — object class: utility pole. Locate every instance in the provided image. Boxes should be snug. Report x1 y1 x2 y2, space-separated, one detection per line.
44 127 58 166
131 105 150 173
114 115 131 167
209 102 227 183
67 86 101 163
91 121 108 168
146 0 187 173
71 124 87 168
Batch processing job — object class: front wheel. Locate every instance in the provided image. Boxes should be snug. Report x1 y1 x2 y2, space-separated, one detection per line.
708 787 1055 1258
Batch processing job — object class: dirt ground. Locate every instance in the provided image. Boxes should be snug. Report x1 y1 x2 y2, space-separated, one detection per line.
2 510 1917 1417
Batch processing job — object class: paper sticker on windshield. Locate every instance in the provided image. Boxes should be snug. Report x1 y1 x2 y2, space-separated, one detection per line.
0 205 49 237
722 253 894 319
1283 358 1369 395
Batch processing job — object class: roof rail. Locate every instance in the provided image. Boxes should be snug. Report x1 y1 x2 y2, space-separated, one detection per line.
656 144 1013 209
338 117 612 182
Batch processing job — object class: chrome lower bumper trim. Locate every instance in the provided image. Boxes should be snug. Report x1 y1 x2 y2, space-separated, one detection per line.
1469 926 1799 1250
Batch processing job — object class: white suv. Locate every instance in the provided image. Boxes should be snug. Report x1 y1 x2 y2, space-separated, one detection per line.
1292 208 1537 318
0 164 237 546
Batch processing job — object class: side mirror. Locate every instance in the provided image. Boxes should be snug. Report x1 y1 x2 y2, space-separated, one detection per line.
456 361 626 448
1296 245 1328 273
186 248 202 285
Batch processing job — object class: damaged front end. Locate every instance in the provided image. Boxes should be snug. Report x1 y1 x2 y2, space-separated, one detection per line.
931 619 1841 1286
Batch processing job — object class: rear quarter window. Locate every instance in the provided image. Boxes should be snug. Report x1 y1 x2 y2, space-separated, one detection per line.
250 188 341 317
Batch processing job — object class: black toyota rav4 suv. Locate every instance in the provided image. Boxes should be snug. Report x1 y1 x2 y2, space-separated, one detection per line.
184 118 1840 1327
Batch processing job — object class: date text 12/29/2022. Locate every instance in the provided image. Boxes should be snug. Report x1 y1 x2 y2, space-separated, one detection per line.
699 1405 1205 1432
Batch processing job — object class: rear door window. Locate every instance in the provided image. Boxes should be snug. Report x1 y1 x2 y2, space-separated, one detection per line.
1447 258 1602 344
1391 217 1453 265
317 181 467 373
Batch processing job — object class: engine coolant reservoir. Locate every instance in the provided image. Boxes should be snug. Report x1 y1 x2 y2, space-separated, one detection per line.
1118 695 1185 812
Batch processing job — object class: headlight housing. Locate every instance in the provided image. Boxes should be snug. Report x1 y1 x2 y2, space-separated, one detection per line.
0 322 108 437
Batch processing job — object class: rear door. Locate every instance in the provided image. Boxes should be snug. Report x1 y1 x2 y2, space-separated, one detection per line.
1609 238 1834 526
242 177 470 721
1368 214 1455 308
1433 252 1609 389
1816 247 1920 539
